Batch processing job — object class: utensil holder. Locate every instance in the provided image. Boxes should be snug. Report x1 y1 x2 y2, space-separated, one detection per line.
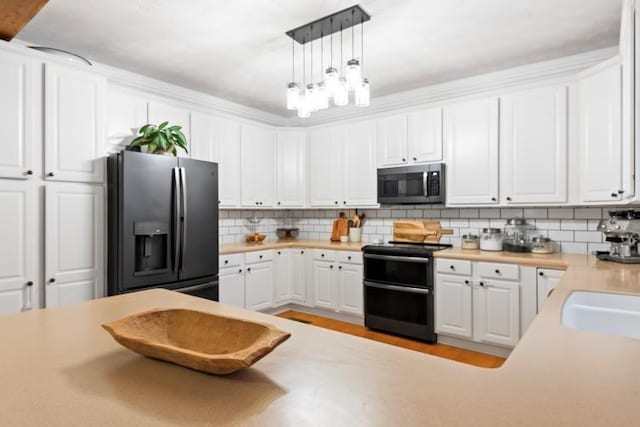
349 227 362 243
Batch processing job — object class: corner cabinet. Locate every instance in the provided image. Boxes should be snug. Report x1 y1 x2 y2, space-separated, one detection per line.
241 124 276 207
500 86 568 204
44 183 104 308
0 51 37 180
444 97 499 205
44 63 107 183
578 61 625 202
343 120 377 207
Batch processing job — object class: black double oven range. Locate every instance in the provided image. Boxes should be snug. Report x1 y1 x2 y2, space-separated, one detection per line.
362 242 451 343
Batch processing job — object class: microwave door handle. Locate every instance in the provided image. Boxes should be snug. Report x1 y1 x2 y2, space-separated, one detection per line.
179 167 187 271
173 167 182 272
423 172 429 197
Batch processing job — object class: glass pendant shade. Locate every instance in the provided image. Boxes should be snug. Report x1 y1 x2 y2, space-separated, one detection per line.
346 59 361 90
355 77 370 107
324 67 339 96
286 82 300 110
317 82 329 109
334 77 349 106
306 84 319 112
297 92 311 118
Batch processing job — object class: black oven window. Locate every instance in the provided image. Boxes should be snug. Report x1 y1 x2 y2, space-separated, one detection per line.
365 258 428 287
365 285 428 324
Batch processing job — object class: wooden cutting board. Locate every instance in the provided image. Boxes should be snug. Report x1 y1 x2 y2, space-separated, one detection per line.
393 220 454 243
330 212 349 242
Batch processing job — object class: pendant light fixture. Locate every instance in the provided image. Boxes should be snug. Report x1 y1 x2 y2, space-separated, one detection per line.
285 5 371 117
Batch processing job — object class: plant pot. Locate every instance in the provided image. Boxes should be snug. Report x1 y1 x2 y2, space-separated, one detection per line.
153 147 177 156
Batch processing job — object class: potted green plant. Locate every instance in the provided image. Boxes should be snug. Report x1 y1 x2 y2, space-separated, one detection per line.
128 121 188 156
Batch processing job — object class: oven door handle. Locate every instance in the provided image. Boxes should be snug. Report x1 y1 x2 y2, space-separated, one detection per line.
363 253 430 263
176 281 218 294
364 280 430 295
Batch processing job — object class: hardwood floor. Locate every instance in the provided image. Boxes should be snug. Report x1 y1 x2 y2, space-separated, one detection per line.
276 310 505 368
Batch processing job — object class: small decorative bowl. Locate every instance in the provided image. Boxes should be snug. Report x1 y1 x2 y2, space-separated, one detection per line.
245 233 266 243
102 308 290 375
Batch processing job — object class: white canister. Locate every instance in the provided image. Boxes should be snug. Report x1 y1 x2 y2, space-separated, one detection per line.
349 227 362 243
480 228 503 251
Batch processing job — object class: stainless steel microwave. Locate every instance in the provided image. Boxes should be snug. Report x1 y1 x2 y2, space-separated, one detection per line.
377 164 445 204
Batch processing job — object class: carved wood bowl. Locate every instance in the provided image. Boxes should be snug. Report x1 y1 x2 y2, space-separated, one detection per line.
102 308 291 375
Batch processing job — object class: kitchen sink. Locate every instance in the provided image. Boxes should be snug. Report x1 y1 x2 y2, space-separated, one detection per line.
561 291 640 340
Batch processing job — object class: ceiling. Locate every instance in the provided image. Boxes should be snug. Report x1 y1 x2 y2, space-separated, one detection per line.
18 0 622 117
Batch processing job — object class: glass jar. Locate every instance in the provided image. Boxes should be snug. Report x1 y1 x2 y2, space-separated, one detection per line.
462 234 480 250
531 236 554 254
480 228 503 251
503 218 534 252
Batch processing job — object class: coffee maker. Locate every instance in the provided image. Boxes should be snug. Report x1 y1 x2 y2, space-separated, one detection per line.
596 210 640 263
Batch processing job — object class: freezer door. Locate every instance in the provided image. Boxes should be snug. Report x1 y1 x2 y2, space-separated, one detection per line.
120 151 179 290
177 158 219 280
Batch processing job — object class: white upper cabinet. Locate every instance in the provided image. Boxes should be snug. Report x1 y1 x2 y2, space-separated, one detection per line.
500 86 568 204
148 101 191 157
579 62 624 202
308 126 344 207
241 123 276 207
0 181 36 314
0 51 36 180
44 63 106 183
343 120 377 207
377 114 408 167
407 107 443 163
276 129 306 207
444 97 500 205
191 113 242 207
106 88 148 154
45 183 104 308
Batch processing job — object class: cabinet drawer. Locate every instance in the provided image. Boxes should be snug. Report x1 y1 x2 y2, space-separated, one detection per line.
220 253 243 268
245 250 274 264
436 259 472 276
478 262 520 281
313 249 336 262
337 251 362 265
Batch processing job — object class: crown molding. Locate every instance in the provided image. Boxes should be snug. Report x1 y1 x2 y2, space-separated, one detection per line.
288 46 619 127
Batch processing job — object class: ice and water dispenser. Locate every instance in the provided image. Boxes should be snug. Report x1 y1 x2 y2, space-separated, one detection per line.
134 222 169 274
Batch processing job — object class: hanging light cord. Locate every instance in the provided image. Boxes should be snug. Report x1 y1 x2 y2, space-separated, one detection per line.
340 26 343 73
311 37 314 85
302 39 306 88
320 32 324 78
330 19 334 68
351 10 355 59
291 38 295 82
361 20 364 74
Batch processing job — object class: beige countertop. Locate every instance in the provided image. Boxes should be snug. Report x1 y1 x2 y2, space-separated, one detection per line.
220 239 364 254
2 251 640 425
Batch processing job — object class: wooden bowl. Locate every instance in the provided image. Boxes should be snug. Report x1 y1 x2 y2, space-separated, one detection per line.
102 308 290 375
245 232 266 243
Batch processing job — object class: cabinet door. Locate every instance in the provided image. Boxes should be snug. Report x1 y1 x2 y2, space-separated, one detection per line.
475 279 520 347
148 101 191 157
337 263 363 315
444 98 499 205
191 113 241 207
291 249 307 303
106 89 148 154
274 249 292 305
308 126 343 207
344 120 377 207
245 262 274 311
44 63 106 183
407 108 443 163
45 183 104 308
377 114 408 167
536 268 564 312
579 63 623 202
501 86 568 204
0 51 36 179
0 182 36 314
435 274 473 338
241 124 276 207
276 130 306 207
219 267 245 308
313 261 335 310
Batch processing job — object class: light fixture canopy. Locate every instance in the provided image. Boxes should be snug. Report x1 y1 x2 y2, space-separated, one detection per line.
285 5 371 118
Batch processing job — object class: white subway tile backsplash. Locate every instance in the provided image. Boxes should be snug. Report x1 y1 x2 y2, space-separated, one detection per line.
479 208 500 219
459 208 479 218
560 219 588 231
501 208 524 218
534 219 561 230
560 242 588 254
574 208 603 219
547 208 574 219
524 208 548 219
573 231 603 243
548 230 574 242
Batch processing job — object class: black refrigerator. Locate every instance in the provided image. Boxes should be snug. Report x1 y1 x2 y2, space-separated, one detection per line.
107 150 219 300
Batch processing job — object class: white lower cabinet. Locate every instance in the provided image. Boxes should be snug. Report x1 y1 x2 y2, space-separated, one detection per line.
536 268 564 312
337 263 364 315
436 259 521 348
0 181 36 314
45 183 104 308
312 260 336 310
219 267 246 308
245 260 274 311
274 249 292 305
290 249 308 303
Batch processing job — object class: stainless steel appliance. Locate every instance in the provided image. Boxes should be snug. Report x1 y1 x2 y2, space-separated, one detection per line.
596 210 640 264
377 164 445 205
362 241 451 342
107 151 219 300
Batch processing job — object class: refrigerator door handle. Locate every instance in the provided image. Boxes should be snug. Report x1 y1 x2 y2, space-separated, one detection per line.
179 167 187 271
173 167 182 272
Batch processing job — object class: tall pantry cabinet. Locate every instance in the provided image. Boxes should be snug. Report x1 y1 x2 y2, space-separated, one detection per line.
0 50 106 314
